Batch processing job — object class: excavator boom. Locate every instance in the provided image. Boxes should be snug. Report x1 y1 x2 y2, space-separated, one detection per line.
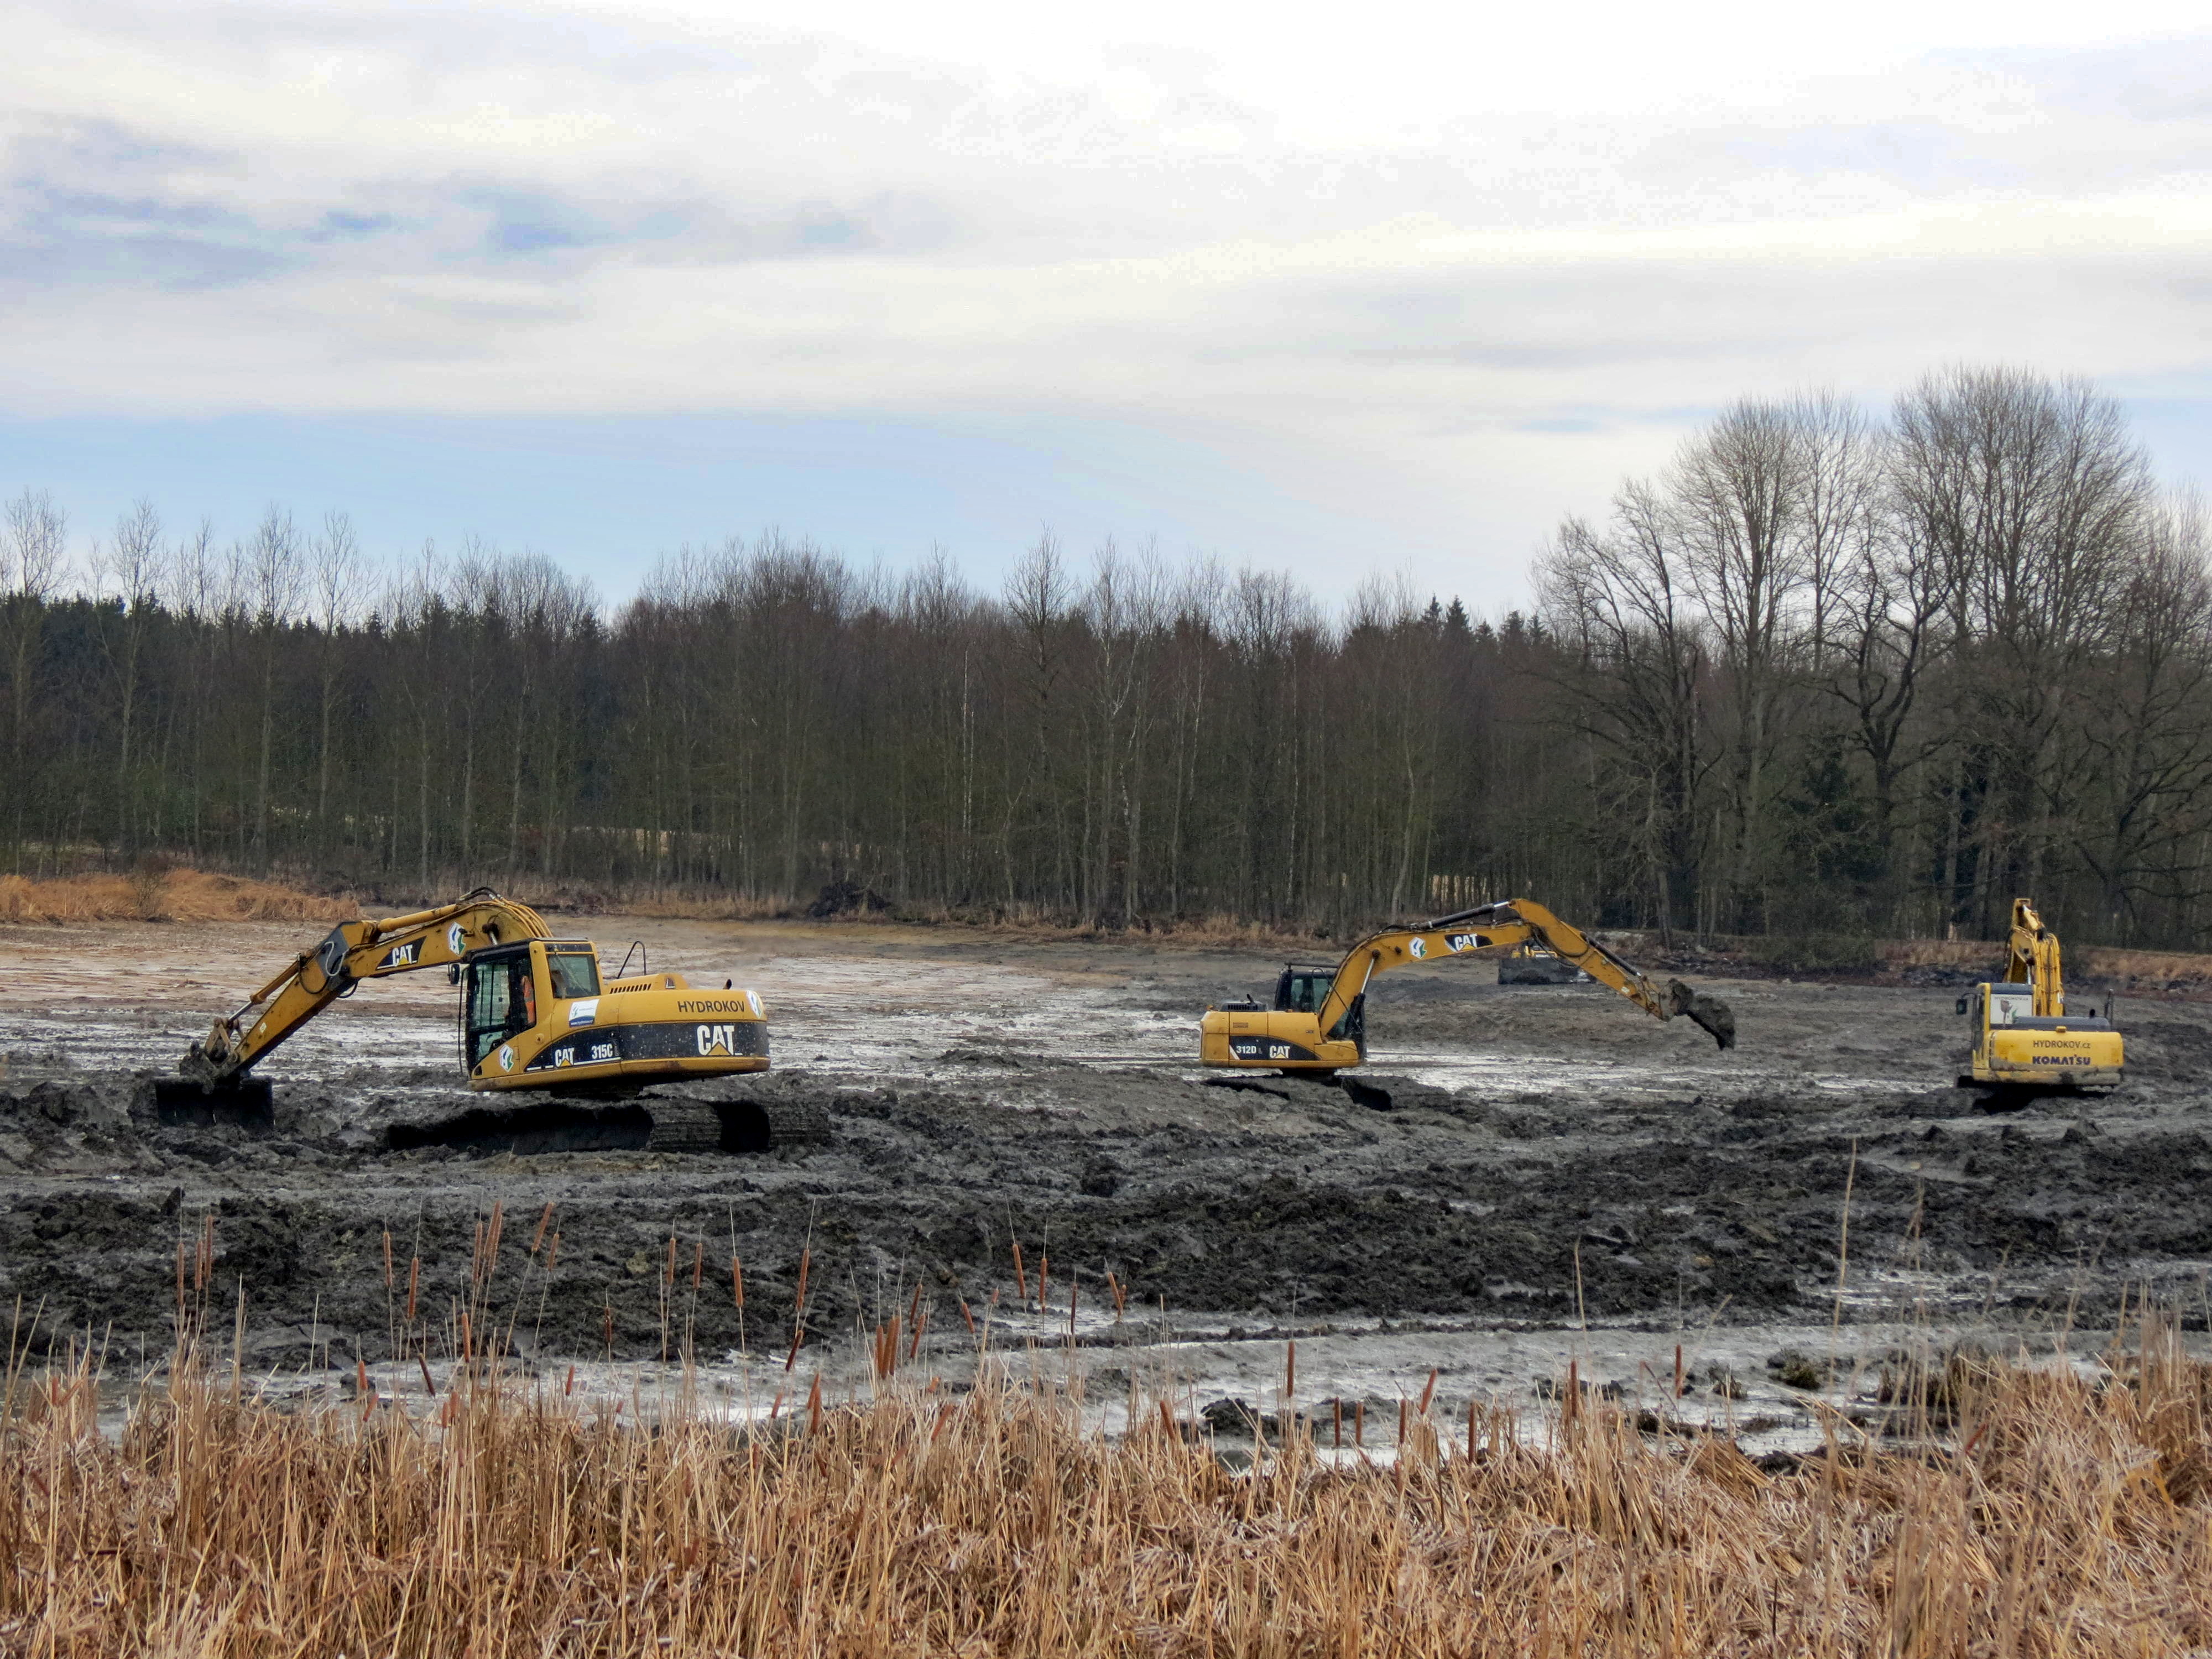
1957 897 2121 1089
1200 896 1735 1072
181 888 552 1087
176 887 773 1100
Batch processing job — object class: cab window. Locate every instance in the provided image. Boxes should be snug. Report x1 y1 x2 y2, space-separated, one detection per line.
548 952 601 999
1285 974 1331 1014
465 956 537 1066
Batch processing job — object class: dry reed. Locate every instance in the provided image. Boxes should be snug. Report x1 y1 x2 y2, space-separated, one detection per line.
3 1325 2209 1655
0 868 357 927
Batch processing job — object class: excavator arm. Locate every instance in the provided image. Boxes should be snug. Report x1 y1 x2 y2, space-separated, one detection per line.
1314 899 1735 1049
179 888 552 1088
2004 898 2064 1017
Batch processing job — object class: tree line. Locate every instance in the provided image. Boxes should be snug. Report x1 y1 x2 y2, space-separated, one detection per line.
4 363 2208 948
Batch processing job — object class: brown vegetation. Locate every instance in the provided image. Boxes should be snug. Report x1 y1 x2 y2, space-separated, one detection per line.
4 1329 2209 1655
0 866 357 927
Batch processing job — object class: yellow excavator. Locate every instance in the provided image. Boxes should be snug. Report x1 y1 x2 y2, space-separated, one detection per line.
1199 899 1735 1071
172 889 769 1109
1955 899 2123 1089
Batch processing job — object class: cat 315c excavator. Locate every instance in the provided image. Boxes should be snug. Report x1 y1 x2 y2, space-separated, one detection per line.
171 889 770 1112
1200 898 1735 1072
1955 899 2123 1090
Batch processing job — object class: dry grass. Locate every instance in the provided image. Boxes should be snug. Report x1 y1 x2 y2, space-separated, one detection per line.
0 868 358 927
1885 937 2212 995
4 1329 2209 1655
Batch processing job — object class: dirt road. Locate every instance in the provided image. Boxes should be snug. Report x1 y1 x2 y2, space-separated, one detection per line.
4 915 2208 1446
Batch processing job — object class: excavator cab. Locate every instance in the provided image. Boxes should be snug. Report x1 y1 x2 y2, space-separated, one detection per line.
1274 967 1333 1015
1953 898 2125 1092
462 943 545 1069
1956 982 2122 1089
1200 896 1733 1073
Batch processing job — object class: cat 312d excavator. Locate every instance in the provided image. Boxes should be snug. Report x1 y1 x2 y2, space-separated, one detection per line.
169 890 770 1117
1200 898 1735 1072
1955 899 2124 1091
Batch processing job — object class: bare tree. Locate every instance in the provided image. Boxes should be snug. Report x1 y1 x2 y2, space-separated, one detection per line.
1894 366 2151 928
1536 485 1710 940
309 511 368 834
3 488 67 858
247 505 304 867
94 498 165 849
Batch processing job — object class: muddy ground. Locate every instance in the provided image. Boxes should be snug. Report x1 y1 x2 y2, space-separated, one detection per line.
3 916 2209 1440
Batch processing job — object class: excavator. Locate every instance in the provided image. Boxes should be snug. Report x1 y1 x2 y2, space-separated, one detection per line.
170 889 770 1114
1955 899 2124 1090
1199 898 1736 1072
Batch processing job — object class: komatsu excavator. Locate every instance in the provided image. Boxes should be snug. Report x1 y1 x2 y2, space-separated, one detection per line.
1199 898 1735 1072
173 889 769 1108
1955 899 2123 1090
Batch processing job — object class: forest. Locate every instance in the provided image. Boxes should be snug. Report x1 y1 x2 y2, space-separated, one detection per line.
4 364 2208 950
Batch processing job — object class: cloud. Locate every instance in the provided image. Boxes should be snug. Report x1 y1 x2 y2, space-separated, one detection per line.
2 0 2211 602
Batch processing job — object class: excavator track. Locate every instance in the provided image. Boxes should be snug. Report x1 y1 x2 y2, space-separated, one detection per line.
644 1092 833 1154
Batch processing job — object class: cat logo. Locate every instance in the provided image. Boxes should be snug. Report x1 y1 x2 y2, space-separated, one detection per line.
382 941 420 971
1446 933 1480 952
697 1023 741 1056
1269 1043 1291 1060
1408 937 1427 958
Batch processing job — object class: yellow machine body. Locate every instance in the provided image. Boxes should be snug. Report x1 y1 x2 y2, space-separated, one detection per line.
1199 898 1733 1072
1957 899 2122 1089
179 888 769 1094
456 939 768 1090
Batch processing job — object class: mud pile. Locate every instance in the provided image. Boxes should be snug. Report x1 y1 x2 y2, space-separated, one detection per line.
6 1017 2211 1369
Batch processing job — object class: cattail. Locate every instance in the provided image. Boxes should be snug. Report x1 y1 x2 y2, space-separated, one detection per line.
1419 1368 1438 1415
805 1373 822 1435
530 1202 554 1256
405 1257 420 1322
959 1298 975 1335
665 1234 677 1287
382 1228 394 1288
547 1233 560 1271
692 1239 704 1291
1011 1241 1026 1303
731 1255 744 1310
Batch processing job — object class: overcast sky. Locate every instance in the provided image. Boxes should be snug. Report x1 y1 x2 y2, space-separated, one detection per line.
5 0 2210 612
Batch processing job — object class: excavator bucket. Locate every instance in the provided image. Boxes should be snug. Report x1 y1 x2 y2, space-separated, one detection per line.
1668 979 1736 1049
152 1077 275 1131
